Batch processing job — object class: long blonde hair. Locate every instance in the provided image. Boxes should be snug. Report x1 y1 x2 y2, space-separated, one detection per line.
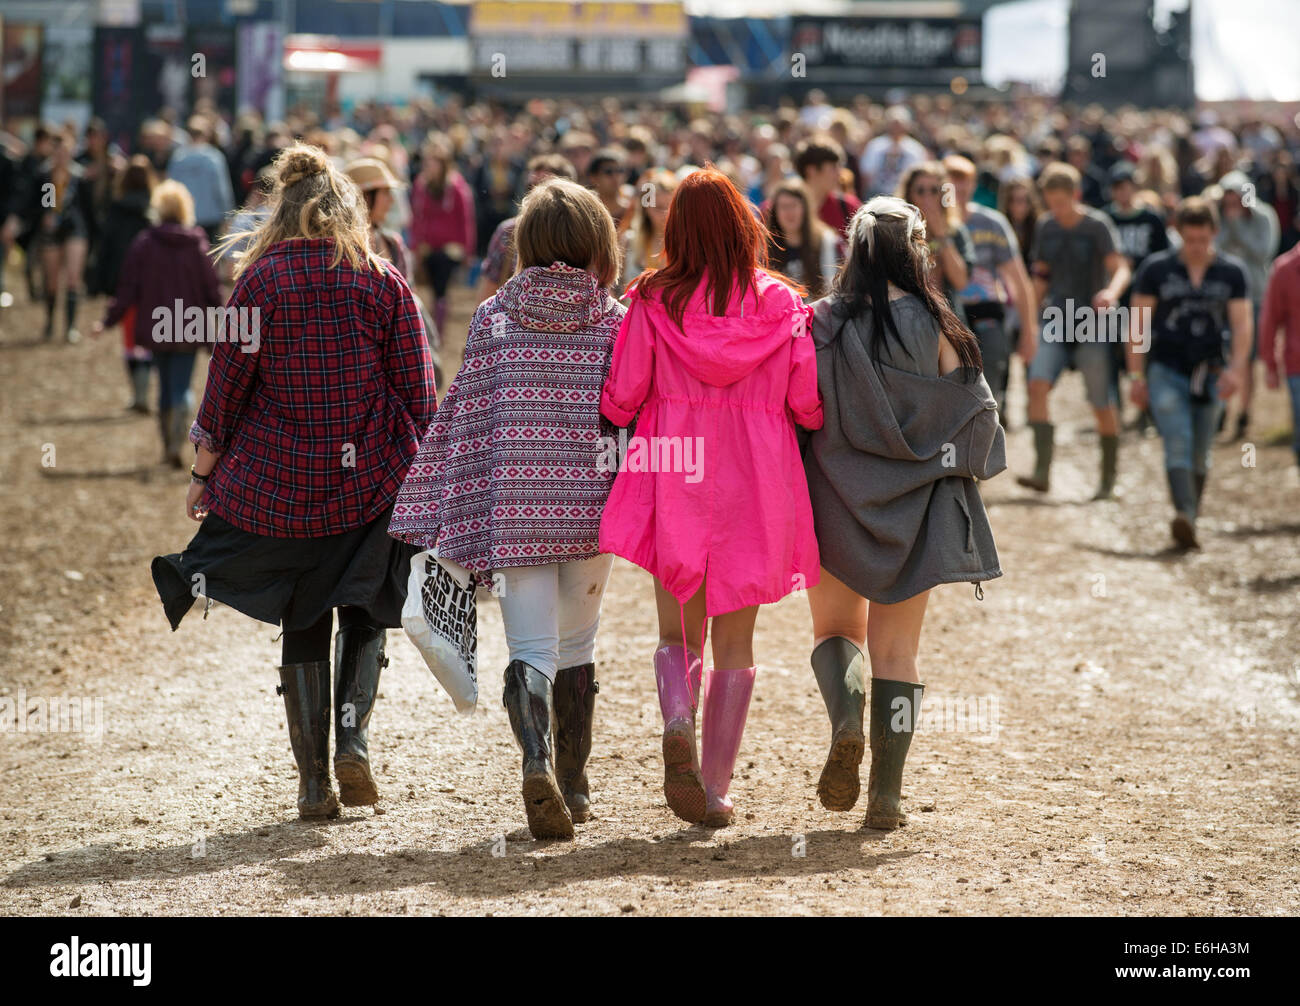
217 143 384 280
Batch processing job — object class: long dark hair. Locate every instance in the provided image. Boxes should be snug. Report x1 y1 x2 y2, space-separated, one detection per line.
832 195 981 375
766 178 827 300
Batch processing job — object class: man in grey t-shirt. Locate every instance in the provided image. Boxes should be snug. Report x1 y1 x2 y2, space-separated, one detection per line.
1018 162 1130 499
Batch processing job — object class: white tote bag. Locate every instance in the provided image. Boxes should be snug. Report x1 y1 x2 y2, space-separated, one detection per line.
401 548 478 713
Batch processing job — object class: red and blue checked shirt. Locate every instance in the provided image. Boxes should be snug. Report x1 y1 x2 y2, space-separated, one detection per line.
191 238 437 538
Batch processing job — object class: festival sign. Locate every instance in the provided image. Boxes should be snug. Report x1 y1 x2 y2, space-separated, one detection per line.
470 0 687 78
790 17 982 79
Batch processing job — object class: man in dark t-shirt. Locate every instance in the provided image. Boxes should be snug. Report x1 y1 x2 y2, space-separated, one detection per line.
1129 197 1253 548
1106 160 1172 428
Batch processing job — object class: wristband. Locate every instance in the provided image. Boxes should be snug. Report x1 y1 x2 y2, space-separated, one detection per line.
190 466 211 483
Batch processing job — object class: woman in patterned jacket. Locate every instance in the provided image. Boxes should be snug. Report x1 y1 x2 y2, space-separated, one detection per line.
390 178 626 840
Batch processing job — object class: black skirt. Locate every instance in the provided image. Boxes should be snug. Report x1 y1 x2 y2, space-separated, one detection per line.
151 506 417 633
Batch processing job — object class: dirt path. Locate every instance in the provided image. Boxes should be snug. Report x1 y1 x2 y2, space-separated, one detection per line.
1 284 1297 916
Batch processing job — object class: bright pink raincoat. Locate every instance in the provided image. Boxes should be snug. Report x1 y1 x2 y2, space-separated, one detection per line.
598 269 824 615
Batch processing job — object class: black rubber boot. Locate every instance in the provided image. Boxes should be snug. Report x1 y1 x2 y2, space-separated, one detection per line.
64 290 80 342
158 407 177 465
1092 433 1119 500
1167 466 1200 548
1016 421 1054 492
503 661 573 840
553 661 598 823
333 623 387 806
811 637 866 811
865 677 925 831
277 661 339 820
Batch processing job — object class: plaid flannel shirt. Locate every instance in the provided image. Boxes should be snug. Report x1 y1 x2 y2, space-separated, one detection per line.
191 238 436 538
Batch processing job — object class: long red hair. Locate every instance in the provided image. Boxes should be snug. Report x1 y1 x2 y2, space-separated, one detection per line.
635 165 802 328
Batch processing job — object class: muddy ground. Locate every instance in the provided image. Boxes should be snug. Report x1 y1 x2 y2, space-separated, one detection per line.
0 276 1297 916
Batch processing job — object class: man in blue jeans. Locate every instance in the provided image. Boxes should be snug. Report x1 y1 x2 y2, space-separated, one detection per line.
1018 163 1130 499
1129 197 1254 548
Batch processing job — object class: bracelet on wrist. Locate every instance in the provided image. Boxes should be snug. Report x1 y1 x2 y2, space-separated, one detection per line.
190 466 211 483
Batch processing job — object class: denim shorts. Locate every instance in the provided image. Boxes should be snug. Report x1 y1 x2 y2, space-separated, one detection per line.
1026 330 1118 409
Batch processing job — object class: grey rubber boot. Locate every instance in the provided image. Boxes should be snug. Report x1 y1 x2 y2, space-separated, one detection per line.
811 637 866 811
1092 434 1119 500
865 678 926 831
1016 421 1054 492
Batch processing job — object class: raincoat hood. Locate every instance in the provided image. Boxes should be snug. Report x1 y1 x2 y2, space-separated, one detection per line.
633 269 810 387
814 296 1005 480
496 261 614 334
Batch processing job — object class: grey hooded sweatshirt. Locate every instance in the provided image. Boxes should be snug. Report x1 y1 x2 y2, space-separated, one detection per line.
803 293 1006 603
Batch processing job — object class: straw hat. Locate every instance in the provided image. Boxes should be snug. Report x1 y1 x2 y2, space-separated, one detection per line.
345 157 404 192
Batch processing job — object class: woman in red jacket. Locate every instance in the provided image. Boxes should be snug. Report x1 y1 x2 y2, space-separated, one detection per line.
409 136 475 339
150 145 437 821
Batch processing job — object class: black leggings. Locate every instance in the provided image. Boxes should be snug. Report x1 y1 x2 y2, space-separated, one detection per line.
281 606 381 665
423 249 459 300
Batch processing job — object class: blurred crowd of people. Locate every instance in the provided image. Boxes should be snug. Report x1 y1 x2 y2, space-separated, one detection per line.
2 90 1298 489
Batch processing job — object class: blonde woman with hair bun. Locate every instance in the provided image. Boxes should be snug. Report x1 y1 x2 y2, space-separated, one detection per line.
95 177 222 465
150 143 437 821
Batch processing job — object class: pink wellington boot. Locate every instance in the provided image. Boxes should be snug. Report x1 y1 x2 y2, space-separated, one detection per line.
700 666 757 827
654 644 705 823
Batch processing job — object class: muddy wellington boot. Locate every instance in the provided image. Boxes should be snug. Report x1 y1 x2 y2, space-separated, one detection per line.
700 666 757 828
553 661 598 823
503 660 573 840
654 644 706 823
1016 421 1054 492
811 637 867 811
333 622 388 806
1092 433 1119 500
865 677 926 831
277 661 340 820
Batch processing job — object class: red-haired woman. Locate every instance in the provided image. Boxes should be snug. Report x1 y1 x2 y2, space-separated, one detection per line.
599 167 824 827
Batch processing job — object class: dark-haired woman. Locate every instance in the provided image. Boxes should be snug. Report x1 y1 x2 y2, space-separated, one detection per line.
803 196 1006 831
91 155 156 412
766 179 838 301
410 137 475 338
346 155 443 385
34 130 94 342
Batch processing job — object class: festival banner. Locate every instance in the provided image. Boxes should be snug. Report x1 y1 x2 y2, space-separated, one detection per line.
42 25 95 132
789 17 982 78
1 22 45 133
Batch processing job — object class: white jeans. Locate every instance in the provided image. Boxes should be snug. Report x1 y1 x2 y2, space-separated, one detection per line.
495 554 615 681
